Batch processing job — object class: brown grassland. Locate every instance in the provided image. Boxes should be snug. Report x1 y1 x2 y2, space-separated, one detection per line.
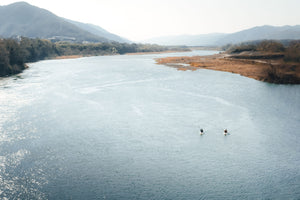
156 45 300 84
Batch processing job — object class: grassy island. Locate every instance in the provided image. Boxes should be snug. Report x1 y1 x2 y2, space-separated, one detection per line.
156 40 300 84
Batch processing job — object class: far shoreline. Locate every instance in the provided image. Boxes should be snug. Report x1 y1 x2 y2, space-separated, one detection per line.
52 50 191 60
0 50 190 77
53 55 84 60
125 50 191 55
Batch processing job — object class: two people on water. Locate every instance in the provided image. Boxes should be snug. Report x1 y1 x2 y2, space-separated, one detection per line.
200 128 229 135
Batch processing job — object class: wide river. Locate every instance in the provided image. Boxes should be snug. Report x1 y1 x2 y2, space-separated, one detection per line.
0 50 300 199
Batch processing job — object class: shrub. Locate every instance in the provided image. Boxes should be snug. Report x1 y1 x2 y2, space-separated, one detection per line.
284 40 300 62
256 40 285 52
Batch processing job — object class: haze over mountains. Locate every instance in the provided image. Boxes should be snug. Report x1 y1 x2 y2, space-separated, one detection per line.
64 19 131 43
0 1 130 43
0 1 300 46
143 25 300 46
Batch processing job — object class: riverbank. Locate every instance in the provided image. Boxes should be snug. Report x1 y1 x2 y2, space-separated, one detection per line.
54 55 84 60
156 52 300 84
1 37 191 77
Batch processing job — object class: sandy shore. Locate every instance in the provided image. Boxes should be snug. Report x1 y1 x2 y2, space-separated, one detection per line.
156 53 300 84
54 55 84 60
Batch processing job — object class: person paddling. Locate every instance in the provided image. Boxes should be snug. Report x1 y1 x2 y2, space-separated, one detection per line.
224 129 228 136
200 129 204 135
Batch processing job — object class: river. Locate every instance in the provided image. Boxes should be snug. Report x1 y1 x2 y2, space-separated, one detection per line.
0 50 300 199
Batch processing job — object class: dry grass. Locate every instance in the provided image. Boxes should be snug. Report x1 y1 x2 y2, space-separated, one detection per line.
156 53 300 84
54 55 83 60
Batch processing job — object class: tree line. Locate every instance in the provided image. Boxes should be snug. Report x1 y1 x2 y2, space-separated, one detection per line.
224 40 300 62
0 37 187 76
224 40 300 84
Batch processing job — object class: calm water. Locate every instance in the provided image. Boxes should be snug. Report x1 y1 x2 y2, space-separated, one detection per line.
0 50 300 199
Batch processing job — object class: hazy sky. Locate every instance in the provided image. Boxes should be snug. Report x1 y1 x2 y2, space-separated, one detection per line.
1 0 300 41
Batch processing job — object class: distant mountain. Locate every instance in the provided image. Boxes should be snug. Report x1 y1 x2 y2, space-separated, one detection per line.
143 25 300 46
65 19 131 43
0 2 128 43
217 25 300 45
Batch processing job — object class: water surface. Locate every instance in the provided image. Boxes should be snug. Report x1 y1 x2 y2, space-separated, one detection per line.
0 50 300 199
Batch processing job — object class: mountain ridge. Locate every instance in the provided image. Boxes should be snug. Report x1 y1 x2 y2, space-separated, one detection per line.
143 25 300 46
217 25 300 45
0 1 128 43
1 2 299 45
65 19 131 43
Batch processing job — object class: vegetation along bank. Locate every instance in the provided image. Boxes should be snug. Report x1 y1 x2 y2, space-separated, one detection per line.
0 37 189 77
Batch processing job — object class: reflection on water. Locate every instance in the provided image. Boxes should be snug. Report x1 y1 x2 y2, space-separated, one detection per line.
0 75 47 199
0 51 300 199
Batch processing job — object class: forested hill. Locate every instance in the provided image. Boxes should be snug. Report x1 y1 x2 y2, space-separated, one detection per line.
0 2 128 43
